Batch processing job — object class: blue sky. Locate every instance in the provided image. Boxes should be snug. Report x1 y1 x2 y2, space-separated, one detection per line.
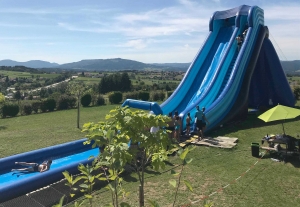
0 0 299 64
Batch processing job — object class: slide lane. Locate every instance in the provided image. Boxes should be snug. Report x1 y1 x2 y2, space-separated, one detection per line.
161 21 234 115
204 6 265 131
0 139 98 203
179 14 250 129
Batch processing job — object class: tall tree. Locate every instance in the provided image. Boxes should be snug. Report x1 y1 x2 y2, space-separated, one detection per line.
67 81 86 128
14 90 22 104
120 72 131 92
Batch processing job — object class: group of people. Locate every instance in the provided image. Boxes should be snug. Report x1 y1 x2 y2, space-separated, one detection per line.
166 105 210 142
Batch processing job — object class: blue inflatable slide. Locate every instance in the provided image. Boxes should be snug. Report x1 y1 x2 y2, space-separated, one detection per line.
0 5 295 203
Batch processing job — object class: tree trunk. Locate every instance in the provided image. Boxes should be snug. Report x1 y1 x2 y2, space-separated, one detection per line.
77 95 80 128
139 150 146 207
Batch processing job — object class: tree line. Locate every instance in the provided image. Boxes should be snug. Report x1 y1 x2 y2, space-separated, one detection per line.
98 72 131 94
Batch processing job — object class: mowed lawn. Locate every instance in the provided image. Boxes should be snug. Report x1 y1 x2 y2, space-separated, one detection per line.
77 109 300 207
0 105 116 158
1 102 300 206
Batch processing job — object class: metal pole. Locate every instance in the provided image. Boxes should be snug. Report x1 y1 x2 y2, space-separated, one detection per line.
282 123 285 135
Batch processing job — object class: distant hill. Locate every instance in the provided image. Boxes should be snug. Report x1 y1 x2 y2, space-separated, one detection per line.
58 58 162 71
0 65 40 73
0 58 299 74
281 60 300 75
0 59 59 68
152 63 190 70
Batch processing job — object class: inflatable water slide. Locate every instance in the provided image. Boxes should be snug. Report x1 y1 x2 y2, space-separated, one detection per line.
0 5 295 204
122 5 295 131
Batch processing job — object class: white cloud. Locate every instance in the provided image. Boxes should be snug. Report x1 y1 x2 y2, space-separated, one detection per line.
118 39 148 49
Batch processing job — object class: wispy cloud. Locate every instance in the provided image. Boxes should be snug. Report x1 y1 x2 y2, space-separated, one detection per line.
117 39 149 49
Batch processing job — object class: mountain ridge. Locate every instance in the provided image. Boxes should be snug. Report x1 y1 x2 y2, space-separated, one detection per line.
0 58 299 73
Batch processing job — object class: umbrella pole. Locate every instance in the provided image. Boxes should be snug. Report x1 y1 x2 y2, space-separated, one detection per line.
282 123 285 135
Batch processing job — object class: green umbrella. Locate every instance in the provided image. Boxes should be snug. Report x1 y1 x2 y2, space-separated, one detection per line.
258 104 300 134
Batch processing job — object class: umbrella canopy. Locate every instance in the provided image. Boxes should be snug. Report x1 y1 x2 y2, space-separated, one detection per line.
258 104 300 134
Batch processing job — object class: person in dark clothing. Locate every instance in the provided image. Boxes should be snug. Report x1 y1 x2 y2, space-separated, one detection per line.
12 160 52 173
195 106 209 140
236 35 243 52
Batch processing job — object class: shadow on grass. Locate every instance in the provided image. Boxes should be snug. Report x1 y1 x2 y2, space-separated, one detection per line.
260 151 300 168
208 114 300 137
123 173 138 182
0 125 7 130
144 168 161 175
164 160 175 166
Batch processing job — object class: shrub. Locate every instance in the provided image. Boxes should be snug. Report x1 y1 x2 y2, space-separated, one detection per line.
22 103 33 115
150 91 165 101
138 91 150 101
124 91 139 100
108 91 123 104
151 92 160 101
158 91 165 101
1 103 19 118
167 91 174 97
32 101 40 113
40 100 48 112
57 95 71 110
81 94 92 107
294 86 300 100
96 95 105 106
57 95 77 110
68 96 77 108
46 98 56 112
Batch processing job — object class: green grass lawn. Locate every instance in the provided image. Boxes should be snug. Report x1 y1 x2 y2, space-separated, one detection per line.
0 105 116 158
1 102 300 206
73 112 300 207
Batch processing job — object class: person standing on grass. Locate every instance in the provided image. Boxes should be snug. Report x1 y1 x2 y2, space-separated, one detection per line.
174 116 181 142
195 106 209 140
173 111 182 141
186 112 192 136
166 112 175 138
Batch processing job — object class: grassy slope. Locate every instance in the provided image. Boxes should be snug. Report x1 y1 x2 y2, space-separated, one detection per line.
1 103 300 206
0 105 116 158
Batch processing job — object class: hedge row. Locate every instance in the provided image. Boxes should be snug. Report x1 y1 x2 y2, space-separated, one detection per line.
0 90 173 118
1 94 106 118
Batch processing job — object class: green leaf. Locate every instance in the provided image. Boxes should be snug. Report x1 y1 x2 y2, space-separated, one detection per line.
73 176 83 184
185 158 193 164
109 174 117 180
147 199 160 207
79 183 89 189
184 180 193 192
169 179 177 188
70 193 75 198
120 202 131 207
74 200 85 207
84 194 93 199
62 171 71 183
107 183 115 192
180 148 189 160
52 196 65 207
